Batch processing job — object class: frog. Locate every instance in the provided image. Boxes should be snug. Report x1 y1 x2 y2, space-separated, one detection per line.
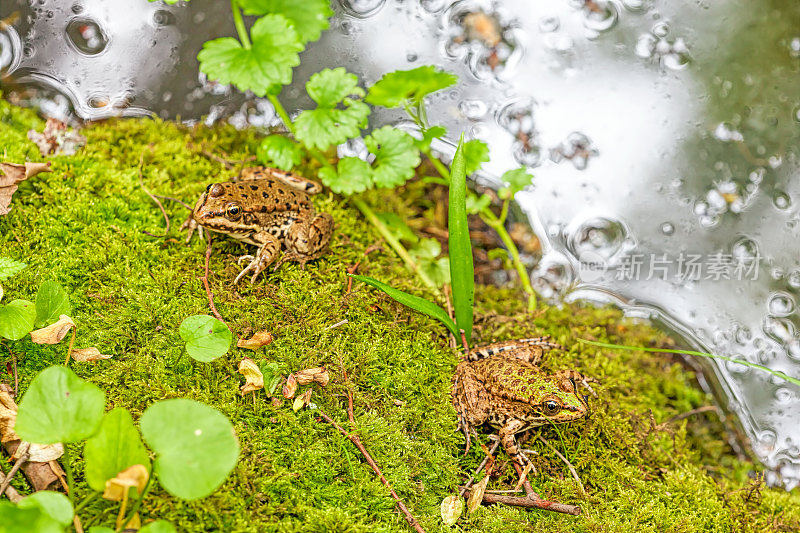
181 166 334 284
451 336 593 467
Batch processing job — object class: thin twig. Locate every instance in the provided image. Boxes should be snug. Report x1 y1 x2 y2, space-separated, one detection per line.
317 388 426 533
537 436 586 497
64 327 76 366
138 152 170 237
665 405 719 424
153 194 193 211
459 439 500 497
0 469 22 502
512 461 541 500
200 239 225 323
0 450 29 496
325 319 349 330
459 486 581 515
345 262 361 295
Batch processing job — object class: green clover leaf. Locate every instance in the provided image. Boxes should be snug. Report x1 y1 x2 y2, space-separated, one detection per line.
414 125 447 152
197 15 302 96
465 192 491 215
500 166 534 198
366 66 458 108
238 0 333 44
319 157 372 195
257 135 303 171
295 68 369 150
365 127 421 189
463 139 490 175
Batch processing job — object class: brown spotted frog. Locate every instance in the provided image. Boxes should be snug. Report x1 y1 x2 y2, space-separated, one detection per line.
182 167 334 283
452 337 593 466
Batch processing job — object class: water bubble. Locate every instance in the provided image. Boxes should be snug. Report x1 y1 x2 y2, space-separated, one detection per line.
70 3 84 14
406 52 418 62
773 191 792 210
714 122 744 142
660 222 675 235
568 216 630 262
65 17 109 55
762 316 796 344
338 0 386 18
538 16 560 33
87 94 109 109
152 9 176 27
0 25 22 73
459 99 488 120
768 292 796 317
531 253 574 299
420 0 447 13
635 33 656 58
652 21 670 38
731 236 759 262
789 270 800 289
582 1 619 33
622 0 651 13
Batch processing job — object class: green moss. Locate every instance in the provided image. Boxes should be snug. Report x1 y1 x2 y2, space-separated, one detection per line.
1 98 799 532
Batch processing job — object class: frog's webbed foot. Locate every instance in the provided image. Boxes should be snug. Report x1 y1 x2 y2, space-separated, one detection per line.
180 214 204 243
233 232 280 285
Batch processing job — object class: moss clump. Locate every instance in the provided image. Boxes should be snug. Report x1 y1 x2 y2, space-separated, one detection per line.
1 98 799 532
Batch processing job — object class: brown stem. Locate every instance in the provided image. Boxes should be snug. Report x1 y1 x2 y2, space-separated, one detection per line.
459 486 581 515
665 405 719 424
0 469 22 502
201 239 225 323
0 450 28 496
537 436 586 497
459 439 500 497
512 461 541 500
152 194 193 211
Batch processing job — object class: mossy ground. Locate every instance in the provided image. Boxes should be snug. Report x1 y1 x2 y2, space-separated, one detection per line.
1 98 799 532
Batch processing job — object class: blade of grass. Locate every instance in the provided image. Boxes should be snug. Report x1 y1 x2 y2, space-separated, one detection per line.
349 274 457 337
579 339 800 388
448 135 474 345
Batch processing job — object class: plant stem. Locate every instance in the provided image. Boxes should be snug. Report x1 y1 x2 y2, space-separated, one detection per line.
230 0 251 50
62 445 75 506
480 209 536 311
421 147 451 181
118 475 152 532
350 197 440 294
74 492 98 514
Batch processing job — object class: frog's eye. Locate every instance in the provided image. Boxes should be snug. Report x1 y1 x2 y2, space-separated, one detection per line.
226 203 242 219
541 399 562 416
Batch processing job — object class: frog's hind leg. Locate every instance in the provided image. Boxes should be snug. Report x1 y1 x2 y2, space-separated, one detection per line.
234 231 280 284
240 166 323 194
553 369 598 397
452 362 491 455
278 213 335 268
468 336 564 365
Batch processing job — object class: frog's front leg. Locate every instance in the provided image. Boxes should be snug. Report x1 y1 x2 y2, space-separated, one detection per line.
279 213 334 268
498 418 530 466
234 231 280 284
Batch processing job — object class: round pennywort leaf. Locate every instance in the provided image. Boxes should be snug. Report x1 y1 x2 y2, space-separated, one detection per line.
179 315 231 362
84 408 151 492
17 491 74 527
0 299 35 340
140 399 239 501
34 281 71 328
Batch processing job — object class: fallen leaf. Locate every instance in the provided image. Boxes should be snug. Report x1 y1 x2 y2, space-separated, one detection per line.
0 284 4 302
282 374 297 399
393 399 406 407
236 329 273 349
294 367 330 387
30 314 75 344
102 464 149 501
238 358 264 396
27 118 87 156
440 494 463 526
71 347 113 362
22 442 64 462
0 161 52 216
0 388 20 443
292 389 312 412
466 474 490 514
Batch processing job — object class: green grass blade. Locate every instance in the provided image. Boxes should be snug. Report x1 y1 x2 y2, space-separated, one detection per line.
579 339 800 388
350 274 458 337
448 135 474 344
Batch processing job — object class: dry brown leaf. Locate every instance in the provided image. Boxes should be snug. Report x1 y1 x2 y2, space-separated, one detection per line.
292 389 312 412
0 161 52 216
466 475 490 514
0 284 4 302
27 118 87 156
0 388 20 443
236 329 273 349
23 443 64 462
282 373 297 399
102 464 149 501
295 367 330 387
30 315 75 345
71 347 112 362
440 494 463 526
238 358 264 396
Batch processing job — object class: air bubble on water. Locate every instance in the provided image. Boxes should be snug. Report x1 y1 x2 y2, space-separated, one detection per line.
581 1 619 33
550 132 598 169
660 222 674 235
70 3 84 14
459 99 487 120
65 18 108 55
538 16 559 33
762 316 796 345
531 252 574 300
622 0 651 13
420 0 447 14
635 33 656 58
0 25 22 73
731 236 759 262
734 325 753 345
789 270 800 289
152 9 176 27
338 0 386 18
790 37 800 58
338 136 370 160
567 216 631 262
652 21 669 37
773 191 792 210
768 292 796 318
406 52 418 62
714 122 744 142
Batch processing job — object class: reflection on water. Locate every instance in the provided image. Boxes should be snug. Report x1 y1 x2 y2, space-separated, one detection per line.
1 0 799 486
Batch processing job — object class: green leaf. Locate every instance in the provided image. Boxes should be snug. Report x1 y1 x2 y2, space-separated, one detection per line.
140 399 240 501
465 193 491 215
318 157 372 195
139 521 177 533
17 492 73 527
374 212 419 244
197 15 302 96
84 408 151 492
0 502 57 533
0 257 26 281
409 238 441 260
410 240 450 288
463 139 490 175
0 299 35 340
15 366 105 444
34 281 70 328
501 166 534 196
295 68 369 150
257 135 303 171
178 315 232 362
448 136 475 344
366 66 458 108
414 125 447 152
239 0 332 44
365 127 421 189
350 275 458 337
259 362 283 395
87 528 115 533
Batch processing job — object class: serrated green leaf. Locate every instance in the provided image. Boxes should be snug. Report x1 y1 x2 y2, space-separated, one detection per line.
295 69 369 150
178 315 232 362
414 125 447 152
463 139 490 175
410 239 450 288
140 399 239 501
259 362 283 395
257 135 303 171
409 238 441 260
0 299 35 340
239 0 332 44
374 212 419 244
34 281 70 328
15 366 105 444
319 157 372 195
0 258 26 281
197 15 302 96
350 274 457 337
465 193 491 215
448 136 474 344
502 166 534 194
17 492 73 527
366 66 458 108
84 408 151 492
365 127 420 189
